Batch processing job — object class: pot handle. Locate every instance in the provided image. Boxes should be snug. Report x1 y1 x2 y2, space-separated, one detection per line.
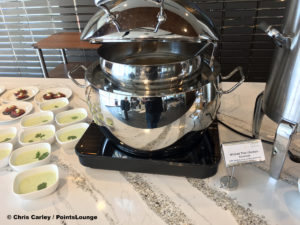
67 65 87 88
214 66 245 94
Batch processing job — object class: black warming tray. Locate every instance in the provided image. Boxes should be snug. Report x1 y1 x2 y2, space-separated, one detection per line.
75 122 221 178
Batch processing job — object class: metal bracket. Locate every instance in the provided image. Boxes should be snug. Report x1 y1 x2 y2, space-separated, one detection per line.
269 120 297 179
252 92 264 138
258 22 291 48
154 0 167 33
97 4 121 32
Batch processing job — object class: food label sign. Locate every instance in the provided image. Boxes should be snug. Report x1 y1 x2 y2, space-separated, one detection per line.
222 139 265 167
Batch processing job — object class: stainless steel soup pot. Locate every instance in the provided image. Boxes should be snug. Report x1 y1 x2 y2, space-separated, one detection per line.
68 58 244 151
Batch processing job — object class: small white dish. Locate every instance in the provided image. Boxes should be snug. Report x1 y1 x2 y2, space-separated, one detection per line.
39 98 69 114
0 143 13 168
21 111 54 128
0 101 33 123
0 127 17 145
1 86 39 102
34 87 72 103
55 108 87 127
13 164 59 200
19 125 56 146
55 122 89 149
9 143 51 171
0 85 6 96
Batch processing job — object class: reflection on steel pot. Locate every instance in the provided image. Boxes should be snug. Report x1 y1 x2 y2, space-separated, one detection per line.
68 58 244 151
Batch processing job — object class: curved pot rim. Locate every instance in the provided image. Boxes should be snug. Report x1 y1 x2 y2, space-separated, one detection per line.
85 56 220 97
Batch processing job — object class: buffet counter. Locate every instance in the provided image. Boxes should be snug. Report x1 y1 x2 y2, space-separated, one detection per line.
0 77 299 225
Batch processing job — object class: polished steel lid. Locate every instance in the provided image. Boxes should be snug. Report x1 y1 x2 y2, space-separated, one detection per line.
81 0 219 43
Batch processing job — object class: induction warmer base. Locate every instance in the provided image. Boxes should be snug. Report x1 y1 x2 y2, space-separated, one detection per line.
75 122 221 178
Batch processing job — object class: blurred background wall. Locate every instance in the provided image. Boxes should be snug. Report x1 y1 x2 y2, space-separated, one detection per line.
0 0 287 81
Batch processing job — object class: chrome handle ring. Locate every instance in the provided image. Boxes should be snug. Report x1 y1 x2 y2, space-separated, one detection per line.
67 65 87 88
214 66 245 95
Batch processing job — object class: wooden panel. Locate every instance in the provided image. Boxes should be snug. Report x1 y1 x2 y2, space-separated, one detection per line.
33 32 100 49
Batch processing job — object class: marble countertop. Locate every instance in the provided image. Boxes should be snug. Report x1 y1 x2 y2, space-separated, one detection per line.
0 78 299 225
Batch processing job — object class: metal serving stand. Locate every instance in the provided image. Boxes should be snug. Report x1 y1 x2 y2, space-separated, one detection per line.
252 0 300 180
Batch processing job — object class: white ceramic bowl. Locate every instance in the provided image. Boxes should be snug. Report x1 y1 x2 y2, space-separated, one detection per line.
9 143 51 171
39 97 69 114
55 108 87 127
19 125 56 146
13 164 59 200
0 143 13 168
55 122 89 149
21 111 54 128
0 127 17 146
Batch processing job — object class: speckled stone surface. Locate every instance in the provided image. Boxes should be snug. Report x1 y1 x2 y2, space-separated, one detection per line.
187 178 268 225
0 78 300 225
121 172 193 225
